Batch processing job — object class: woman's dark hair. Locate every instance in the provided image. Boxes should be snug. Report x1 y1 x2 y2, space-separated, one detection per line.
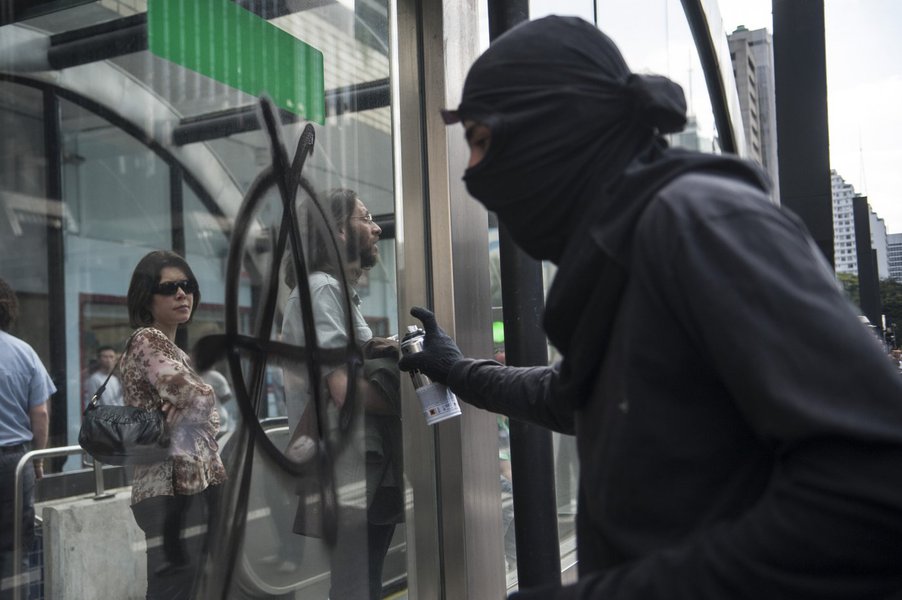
308 188 358 275
0 277 19 332
127 250 201 328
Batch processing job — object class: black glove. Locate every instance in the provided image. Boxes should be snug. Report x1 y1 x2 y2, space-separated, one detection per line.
398 306 464 385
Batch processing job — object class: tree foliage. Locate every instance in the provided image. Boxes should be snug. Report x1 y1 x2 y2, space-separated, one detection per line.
837 272 860 306
839 273 902 347
880 278 902 347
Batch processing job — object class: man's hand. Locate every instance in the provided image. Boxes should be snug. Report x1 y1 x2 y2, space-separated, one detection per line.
398 307 464 385
364 337 400 360
33 459 44 480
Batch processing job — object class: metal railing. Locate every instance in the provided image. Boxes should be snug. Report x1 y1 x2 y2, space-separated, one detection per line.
11 446 115 600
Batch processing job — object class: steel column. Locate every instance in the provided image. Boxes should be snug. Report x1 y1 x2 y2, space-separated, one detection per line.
487 0 563 590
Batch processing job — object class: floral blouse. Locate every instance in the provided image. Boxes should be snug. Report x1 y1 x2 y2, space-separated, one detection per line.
120 327 227 504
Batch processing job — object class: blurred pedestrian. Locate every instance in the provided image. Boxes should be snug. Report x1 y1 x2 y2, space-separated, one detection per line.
0 278 54 589
83 345 123 406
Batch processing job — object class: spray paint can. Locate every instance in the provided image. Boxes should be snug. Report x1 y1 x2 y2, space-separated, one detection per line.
400 325 462 425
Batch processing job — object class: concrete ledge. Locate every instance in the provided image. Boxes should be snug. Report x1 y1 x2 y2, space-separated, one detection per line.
40 488 146 600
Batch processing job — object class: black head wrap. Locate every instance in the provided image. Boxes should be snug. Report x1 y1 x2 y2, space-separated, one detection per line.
446 16 770 407
449 16 691 263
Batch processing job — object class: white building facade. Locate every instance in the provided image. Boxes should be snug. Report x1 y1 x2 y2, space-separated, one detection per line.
831 169 890 278
889 233 902 282
870 211 889 279
833 170 858 274
728 26 779 203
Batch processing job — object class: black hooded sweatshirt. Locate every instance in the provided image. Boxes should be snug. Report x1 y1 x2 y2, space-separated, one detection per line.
444 16 902 599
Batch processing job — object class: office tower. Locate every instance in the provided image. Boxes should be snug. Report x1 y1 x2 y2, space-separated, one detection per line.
833 170 859 274
889 233 902 282
728 26 780 203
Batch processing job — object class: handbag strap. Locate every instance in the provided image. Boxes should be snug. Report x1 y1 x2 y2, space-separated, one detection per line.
90 332 138 405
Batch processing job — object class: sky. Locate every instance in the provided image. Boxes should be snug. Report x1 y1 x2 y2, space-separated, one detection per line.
718 0 902 234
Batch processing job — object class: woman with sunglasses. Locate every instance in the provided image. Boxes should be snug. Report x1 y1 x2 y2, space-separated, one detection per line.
122 250 227 599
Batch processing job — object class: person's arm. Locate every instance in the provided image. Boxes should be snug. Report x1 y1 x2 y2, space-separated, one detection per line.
400 307 575 433
325 367 397 415
132 328 214 427
29 402 49 479
448 359 574 434
325 368 349 408
83 376 93 406
529 185 902 599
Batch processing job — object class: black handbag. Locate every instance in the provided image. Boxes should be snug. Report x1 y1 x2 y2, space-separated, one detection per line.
78 334 170 465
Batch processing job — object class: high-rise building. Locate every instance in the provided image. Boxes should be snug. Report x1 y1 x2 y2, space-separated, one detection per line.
832 169 889 278
889 233 902 282
833 170 858 274
870 211 889 279
669 115 716 153
728 26 780 204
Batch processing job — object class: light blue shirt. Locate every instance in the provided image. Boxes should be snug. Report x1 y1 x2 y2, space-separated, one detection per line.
281 271 372 436
0 330 56 446
282 271 372 352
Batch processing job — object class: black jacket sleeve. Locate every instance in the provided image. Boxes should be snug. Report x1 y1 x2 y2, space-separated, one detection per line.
447 359 575 434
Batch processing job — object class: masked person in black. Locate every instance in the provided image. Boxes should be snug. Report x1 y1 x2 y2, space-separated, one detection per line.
399 16 902 600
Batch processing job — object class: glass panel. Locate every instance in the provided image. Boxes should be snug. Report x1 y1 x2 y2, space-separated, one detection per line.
0 82 49 301
60 97 174 475
530 0 595 24
487 223 519 588
489 220 569 589
183 178 235 437
0 82 52 595
0 83 45 198
183 180 229 262
61 99 171 247
1 0 404 597
596 0 721 153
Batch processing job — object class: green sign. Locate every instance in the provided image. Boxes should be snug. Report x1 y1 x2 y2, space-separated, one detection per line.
493 320 505 345
148 0 325 123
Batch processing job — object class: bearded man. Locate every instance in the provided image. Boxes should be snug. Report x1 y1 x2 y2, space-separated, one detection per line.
282 188 401 600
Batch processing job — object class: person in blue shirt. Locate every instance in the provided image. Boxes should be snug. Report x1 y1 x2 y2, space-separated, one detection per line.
0 277 55 584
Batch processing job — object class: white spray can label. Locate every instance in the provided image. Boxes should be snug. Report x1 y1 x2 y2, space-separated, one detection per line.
400 325 462 425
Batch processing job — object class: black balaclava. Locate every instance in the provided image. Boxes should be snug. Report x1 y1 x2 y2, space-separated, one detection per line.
449 15 687 263
446 15 770 407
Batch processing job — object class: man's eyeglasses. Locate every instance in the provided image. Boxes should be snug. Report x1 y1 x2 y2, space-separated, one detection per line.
351 212 374 224
153 279 198 296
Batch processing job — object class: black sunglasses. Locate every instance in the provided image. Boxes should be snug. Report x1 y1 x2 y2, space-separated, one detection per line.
153 279 198 296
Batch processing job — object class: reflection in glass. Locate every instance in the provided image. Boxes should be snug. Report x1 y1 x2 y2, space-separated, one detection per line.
184 181 229 261
0 82 50 347
1 0 406 595
597 0 721 153
220 126 403 597
61 99 171 247
0 83 45 199
488 225 522 586
286 187 401 599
